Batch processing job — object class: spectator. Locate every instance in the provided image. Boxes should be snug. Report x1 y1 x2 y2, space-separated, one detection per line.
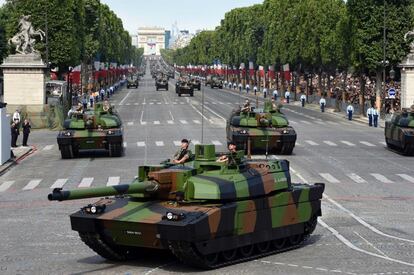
13 109 21 126
285 90 290 104
11 122 19 148
22 119 31 147
246 84 250 94
346 102 354 120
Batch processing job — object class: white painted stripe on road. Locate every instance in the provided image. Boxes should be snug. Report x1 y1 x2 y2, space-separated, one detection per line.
157 102 162 105
173 140 181 146
50 178 68 189
295 142 301 146
134 103 139 105
360 141 376 147
125 103 131 106
180 102 185 105
314 120 325 125
167 120 174 124
23 179 42 190
179 120 188 124
78 177 94 188
106 177 120 186
173 102 177 105
379 141 386 146
123 142 127 148
205 101 210 104
149 102 154 105
43 145 54 151
397 174 414 183
155 141 164 146
140 121 147 125
300 120 312 125
326 121 339 125
137 141 146 147
212 140 223 146
289 120 298 124
341 140 356 146
323 141 337 146
370 173 394 184
193 120 201 124
153 121 160 125
0 181 15 192
319 173 340 183
305 140 319 146
211 102 218 104
347 173 367 184
127 122 134 126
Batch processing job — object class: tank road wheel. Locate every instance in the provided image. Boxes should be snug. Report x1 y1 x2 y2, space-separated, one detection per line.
239 244 254 258
280 142 294 155
402 143 414 156
79 232 138 261
203 253 219 266
178 93 182 97
221 249 237 261
304 215 318 236
288 234 303 246
109 143 123 157
255 241 271 253
272 238 286 250
60 145 74 159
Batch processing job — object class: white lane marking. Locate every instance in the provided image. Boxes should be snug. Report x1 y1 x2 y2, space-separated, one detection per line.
289 120 298 124
125 103 131 106
179 120 188 124
397 174 414 183
167 120 174 124
127 122 134 126
360 141 376 147
319 218 414 267
106 177 120 186
319 173 340 183
180 102 185 105
353 231 388 257
169 110 174 121
50 178 68 189
43 145 54 151
0 181 15 192
22 179 42 190
314 120 325 125
219 102 225 105
296 142 301 146
153 121 160 125
137 141 146 147
326 121 339 125
347 173 367 184
379 141 387 146
173 141 181 146
192 140 200 145
300 120 312 125
211 102 217 104
370 173 394 183
324 194 414 243
341 140 356 146
305 140 319 146
323 141 337 146
118 89 133 105
193 120 201 124
173 102 177 105
140 110 146 125
123 142 127 148
157 102 162 105
212 140 223 146
155 141 164 147
202 104 227 121
189 102 213 123
78 177 93 188
134 103 139 105
149 102 154 105
142 98 146 105
140 121 147 125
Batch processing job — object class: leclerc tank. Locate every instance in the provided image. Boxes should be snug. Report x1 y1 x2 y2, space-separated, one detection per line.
48 144 324 269
57 103 123 158
227 100 297 155
384 106 414 155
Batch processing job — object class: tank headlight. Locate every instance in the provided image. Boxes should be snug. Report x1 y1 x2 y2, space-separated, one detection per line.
90 206 97 214
166 212 174 220
82 204 106 214
64 131 72 136
107 130 114 135
164 212 185 221
283 130 289 134
239 130 248 134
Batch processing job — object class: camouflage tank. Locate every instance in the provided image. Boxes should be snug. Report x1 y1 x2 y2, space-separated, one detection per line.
155 76 169 91
176 77 194 97
191 77 201 91
127 75 139 89
384 106 414 155
227 100 296 155
57 103 124 158
48 144 324 269
210 76 223 89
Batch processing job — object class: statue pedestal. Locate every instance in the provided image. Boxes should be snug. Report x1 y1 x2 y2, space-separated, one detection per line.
0 54 47 106
399 52 414 108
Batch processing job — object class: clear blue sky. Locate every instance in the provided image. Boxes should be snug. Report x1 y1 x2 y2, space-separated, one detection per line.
100 0 263 34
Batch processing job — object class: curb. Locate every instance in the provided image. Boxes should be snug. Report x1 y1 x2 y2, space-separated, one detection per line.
0 146 35 176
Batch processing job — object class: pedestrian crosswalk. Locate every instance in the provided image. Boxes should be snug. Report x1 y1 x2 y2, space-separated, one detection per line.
126 119 211 126
2 171 413 193
296 140 385 148
116 100 240 107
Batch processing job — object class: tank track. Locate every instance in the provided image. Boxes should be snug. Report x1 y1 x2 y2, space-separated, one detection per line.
79 232 136 261
168 233 308 269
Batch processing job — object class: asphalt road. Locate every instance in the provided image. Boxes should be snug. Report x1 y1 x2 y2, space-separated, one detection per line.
0 68 413 275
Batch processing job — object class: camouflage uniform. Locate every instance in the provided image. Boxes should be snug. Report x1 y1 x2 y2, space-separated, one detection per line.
173 148 191 163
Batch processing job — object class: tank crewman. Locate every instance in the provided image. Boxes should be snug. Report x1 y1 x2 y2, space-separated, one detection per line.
300 94 306 107
346 102 354 120
241 99 251 113
246 84 250 94
319 97 326 112
373 106 379 127
285 90 290 104
217 142 239 166
367 106 374 126
172 139 191 164
103 100 112 113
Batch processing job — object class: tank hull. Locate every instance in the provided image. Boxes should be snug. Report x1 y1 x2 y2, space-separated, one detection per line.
385 121 414 155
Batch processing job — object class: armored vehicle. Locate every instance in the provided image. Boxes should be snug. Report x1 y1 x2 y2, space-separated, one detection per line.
127 75 139 89
227 101 296 155
384 106 414 155
191 77 201 90
176 78 194 97
155 76 169 91
57 103 123 158
210 76 224 89
48 144 324 269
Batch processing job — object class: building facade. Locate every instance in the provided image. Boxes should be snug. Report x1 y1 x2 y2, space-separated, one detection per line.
138 27 165 55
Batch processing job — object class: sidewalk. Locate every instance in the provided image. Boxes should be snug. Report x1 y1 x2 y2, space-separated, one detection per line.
221 87 385 128
0 146 34 176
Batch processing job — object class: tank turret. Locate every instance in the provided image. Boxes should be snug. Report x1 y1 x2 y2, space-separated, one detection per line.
384 107 414 155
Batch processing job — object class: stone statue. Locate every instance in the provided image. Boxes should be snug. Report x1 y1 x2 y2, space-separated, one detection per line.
404 29 414 53
8 15 45 55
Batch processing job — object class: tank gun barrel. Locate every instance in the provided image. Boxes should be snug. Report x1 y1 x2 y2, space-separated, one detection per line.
48 181 159 201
